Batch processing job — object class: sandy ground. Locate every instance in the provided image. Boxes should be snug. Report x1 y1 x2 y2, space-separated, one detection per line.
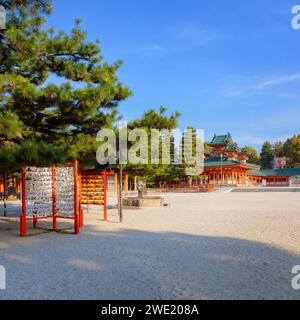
0 192 300 300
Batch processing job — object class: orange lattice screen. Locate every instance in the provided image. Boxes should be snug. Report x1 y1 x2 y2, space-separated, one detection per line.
80 170 107 221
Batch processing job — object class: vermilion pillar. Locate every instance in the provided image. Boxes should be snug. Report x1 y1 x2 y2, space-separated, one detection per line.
73 161 80 235
103 172 107 221
124 174 129 192
114 174 118 192
20 168 27 237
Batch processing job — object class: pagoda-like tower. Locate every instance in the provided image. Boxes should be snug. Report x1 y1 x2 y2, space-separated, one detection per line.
204 133 259 186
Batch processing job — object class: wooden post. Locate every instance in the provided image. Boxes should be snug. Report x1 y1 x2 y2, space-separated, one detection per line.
103 171 107 221
20 168 27 237
118 164 123 223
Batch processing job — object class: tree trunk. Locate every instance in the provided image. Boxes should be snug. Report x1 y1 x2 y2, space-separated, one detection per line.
6 174 18 201
2 173 18 216
3 173 7 217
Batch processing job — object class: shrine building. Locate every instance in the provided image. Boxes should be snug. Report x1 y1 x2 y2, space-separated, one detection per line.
204 133 300 187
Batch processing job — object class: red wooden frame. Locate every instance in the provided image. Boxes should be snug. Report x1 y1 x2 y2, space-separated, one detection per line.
20 161 82 237
80 170 107 221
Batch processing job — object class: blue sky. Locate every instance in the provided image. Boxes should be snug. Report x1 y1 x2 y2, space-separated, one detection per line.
48 0 300 151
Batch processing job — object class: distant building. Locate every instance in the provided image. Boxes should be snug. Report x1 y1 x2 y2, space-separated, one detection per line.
289 176 300 187
203 133 300 187
204 133 260 186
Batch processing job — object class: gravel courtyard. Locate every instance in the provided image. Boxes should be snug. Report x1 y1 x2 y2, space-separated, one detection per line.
0 192 300 300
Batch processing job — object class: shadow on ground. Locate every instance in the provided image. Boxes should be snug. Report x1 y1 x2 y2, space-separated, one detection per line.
0 203 299 300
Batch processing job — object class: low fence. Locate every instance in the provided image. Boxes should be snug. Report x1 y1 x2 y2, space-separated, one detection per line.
289 176 300 187
160 184 215 193
266 182 289 187
232 187 300 193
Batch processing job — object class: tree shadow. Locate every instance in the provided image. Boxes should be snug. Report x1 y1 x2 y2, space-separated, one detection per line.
0 221 299 300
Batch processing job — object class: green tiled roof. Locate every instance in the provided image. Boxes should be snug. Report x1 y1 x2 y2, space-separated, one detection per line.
205 160 240 167
248 169 300 176
242 163 261 169
209 133 232 145
205 158 224 163
205 157 260 169
224 143 238 151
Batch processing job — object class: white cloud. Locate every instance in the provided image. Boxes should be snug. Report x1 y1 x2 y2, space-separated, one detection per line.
137 44 169 58
130 24 220 58
224 73 300 96
254 73 300 90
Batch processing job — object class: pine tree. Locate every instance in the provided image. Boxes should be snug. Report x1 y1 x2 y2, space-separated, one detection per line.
0 0 131 202
260 141 274 169
0 0 131 170
125 107 181 186
282 135 300 168
273 141 284 157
